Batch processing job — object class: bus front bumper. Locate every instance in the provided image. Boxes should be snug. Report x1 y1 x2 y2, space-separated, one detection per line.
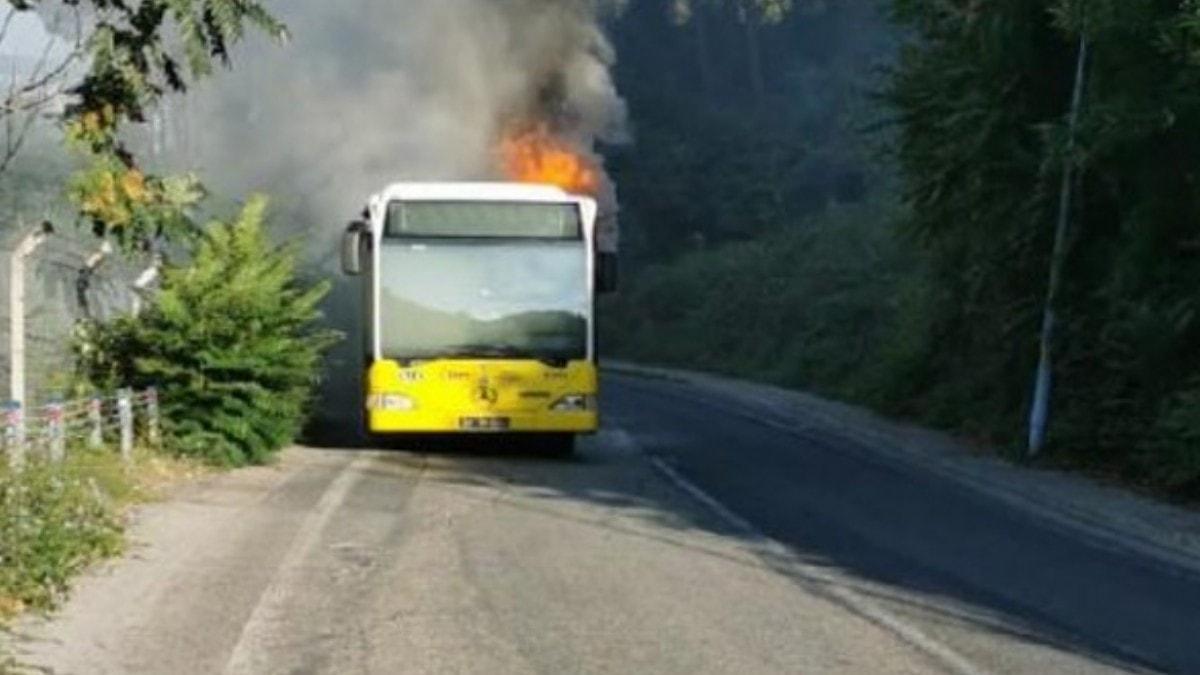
368 410 598 434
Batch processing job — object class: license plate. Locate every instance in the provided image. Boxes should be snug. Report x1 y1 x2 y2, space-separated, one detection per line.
459 417 511 431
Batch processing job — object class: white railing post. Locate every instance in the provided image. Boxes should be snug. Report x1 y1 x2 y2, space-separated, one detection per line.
3 400 24 469
145 387 161 448
46 400 65 463
117 389 134 462
9 222 52 406
88 396 104 449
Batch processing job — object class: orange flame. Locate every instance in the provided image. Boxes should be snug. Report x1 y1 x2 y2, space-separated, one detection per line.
498 125 599 195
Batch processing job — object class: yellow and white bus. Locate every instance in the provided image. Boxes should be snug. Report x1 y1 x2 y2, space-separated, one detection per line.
341 182 614 454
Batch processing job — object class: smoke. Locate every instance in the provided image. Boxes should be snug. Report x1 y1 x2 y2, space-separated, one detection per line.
169 0 628 256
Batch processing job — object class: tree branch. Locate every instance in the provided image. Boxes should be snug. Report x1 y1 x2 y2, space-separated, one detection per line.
0 5 83 174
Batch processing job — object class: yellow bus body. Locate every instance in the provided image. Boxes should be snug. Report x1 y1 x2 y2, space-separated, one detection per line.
366 358 598 434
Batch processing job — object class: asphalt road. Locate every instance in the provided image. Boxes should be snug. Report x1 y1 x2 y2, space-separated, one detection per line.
605 374 1200 674
11 373 1200 674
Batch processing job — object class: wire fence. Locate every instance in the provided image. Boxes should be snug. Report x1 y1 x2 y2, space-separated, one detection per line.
0 223 152 408
2 388 159 468
0 114 164 469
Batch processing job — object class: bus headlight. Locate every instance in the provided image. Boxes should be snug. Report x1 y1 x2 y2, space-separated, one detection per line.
369 394 416 411
550 394 593 412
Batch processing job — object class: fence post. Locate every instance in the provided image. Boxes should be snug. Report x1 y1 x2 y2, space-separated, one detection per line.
46 400 65 463
145 387 161 448
89 396 103 449
117 389 133 462
3 400 24 469
9 222 52 409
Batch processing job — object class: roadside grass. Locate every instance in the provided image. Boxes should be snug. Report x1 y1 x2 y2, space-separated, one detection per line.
0 447 208 623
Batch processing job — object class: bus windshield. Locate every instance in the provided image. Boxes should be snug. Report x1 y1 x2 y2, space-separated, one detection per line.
378 239 588 362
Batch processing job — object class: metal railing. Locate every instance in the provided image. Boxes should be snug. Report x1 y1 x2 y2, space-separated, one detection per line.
2 387 160 469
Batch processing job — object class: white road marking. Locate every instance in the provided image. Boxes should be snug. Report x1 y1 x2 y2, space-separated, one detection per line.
222 453 374 675
647 453 991 675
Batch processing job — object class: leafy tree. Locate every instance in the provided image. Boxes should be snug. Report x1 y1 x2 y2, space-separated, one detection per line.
609 0 889 262
76 196 339 466
3 0 285 248
886 0 1200 491
610 0 1200 495
668 0 799 107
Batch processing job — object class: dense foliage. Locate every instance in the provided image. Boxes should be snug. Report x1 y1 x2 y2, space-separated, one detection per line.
604 200 905 398
77 197 338 466
885 0 1200 489
608 0 893 263
0 452 126 617
607 0 1200 496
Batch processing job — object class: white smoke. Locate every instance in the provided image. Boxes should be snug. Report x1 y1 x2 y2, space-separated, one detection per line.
165 0 628 255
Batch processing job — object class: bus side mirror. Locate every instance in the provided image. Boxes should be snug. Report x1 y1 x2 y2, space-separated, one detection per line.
342 221 367 275
596 252 619 294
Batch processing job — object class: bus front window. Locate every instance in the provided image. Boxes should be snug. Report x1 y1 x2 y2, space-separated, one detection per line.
377 239 588 362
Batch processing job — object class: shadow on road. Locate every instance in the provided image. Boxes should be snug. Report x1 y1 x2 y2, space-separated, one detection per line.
334 373 1196 674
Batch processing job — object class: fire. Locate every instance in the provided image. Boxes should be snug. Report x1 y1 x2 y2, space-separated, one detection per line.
498 125 599 195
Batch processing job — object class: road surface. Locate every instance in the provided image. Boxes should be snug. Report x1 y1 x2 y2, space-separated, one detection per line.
10 373 1200 674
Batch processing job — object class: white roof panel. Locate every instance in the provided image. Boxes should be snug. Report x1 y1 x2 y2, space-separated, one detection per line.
374 182 576 204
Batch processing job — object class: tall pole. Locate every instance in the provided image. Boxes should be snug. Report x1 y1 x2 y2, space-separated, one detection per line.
9 223 51 405
1029 34 1089 456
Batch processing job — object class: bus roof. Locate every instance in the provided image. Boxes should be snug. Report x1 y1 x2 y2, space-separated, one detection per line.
372 182 579 205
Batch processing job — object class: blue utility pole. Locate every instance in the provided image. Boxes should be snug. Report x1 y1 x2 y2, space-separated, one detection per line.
1029 33 1089 456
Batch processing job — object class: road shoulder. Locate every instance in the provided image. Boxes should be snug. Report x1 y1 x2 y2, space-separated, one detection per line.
4 448 354 675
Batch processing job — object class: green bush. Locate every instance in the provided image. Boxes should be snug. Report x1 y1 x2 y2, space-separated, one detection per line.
77 196 339 466
604 200 905 400
1137 384 1200 493
0 453 125 617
